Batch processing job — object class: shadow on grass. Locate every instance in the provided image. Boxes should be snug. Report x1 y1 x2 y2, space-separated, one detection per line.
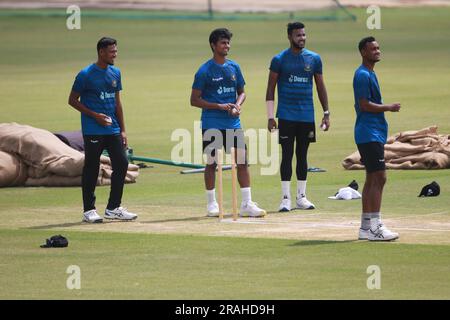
25 222 85 230
289 239 359 246
139 216 210 224
23 215 211 229
266 210 283 214
266 209 319 215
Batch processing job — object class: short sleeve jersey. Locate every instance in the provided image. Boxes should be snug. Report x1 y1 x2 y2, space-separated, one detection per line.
353 64 387 144
269 48 322 123
72 63 122 135
192 59 245 129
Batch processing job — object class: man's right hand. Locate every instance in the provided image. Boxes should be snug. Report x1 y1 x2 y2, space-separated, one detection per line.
268 119 277 132
95 113 113 126
388 103 401 112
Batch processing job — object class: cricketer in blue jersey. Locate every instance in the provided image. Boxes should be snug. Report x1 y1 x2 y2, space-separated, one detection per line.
265 22 330 212
353 65 387 145
192 58 245 130
190 28 266 218
68 37 137 223
72 63 122 135
353 36 400 242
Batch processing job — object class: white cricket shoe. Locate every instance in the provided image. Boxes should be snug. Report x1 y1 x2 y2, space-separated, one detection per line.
368 224 399 241
358 228 370 240
82 209 103 223
278 196 291 212
206 201 220 217
296 197 315 210
104 207 138 221
239 201 266 218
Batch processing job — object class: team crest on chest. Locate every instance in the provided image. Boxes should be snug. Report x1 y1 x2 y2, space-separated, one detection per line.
231 74 236 81
303 56 313 72
112 80 117 88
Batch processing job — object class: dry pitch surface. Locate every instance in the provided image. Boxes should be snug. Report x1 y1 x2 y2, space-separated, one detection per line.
6 204 449 245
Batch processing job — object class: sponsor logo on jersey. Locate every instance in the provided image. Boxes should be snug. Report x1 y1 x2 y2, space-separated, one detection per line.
100 92 115 100
217 86 235 95
288 75 308 83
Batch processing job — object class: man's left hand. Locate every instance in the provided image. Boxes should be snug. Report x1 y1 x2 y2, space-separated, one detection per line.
228 104 241 117
321 117 330 131
121 131 128 148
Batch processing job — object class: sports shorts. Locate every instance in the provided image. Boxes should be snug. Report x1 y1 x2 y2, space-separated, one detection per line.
357 142 386 173
278 119 316 145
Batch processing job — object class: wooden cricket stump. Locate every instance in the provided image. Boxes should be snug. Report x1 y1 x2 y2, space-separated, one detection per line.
217 147 238 221
231 147 238 221
217 148 224 220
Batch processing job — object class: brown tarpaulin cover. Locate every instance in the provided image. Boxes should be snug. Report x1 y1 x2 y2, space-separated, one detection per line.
342 126 450 170
0 123 139 187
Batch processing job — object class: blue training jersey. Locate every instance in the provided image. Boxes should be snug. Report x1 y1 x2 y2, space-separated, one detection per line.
72 63 122 135
353 64 387 144
270 48 322 123
192 59 245 129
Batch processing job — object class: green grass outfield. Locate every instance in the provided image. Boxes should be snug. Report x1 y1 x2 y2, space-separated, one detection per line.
2 229 450 299
0 7 449 299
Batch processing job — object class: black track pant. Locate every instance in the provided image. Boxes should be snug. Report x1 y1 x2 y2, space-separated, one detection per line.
278 119 315 181
280 138 310 181
82 134 128 212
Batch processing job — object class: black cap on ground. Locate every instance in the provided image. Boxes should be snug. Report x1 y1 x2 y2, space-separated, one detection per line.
348 180 359 191
418 181 440 197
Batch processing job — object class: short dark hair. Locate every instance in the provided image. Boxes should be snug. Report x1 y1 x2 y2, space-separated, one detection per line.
209 28 233 46
358 36 376 52
97 37 117 53
287 22 305 35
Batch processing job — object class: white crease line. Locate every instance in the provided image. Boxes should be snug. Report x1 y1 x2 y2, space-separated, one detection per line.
392 227 450 232
392 211 449 219
221 219 355 226
219 211 449 224
220 219 450 232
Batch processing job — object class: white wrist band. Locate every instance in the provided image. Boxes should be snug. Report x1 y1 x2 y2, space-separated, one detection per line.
266 100 275 119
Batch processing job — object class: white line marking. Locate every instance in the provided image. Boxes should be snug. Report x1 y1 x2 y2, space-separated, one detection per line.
392 211 449 219
220 219 450 232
